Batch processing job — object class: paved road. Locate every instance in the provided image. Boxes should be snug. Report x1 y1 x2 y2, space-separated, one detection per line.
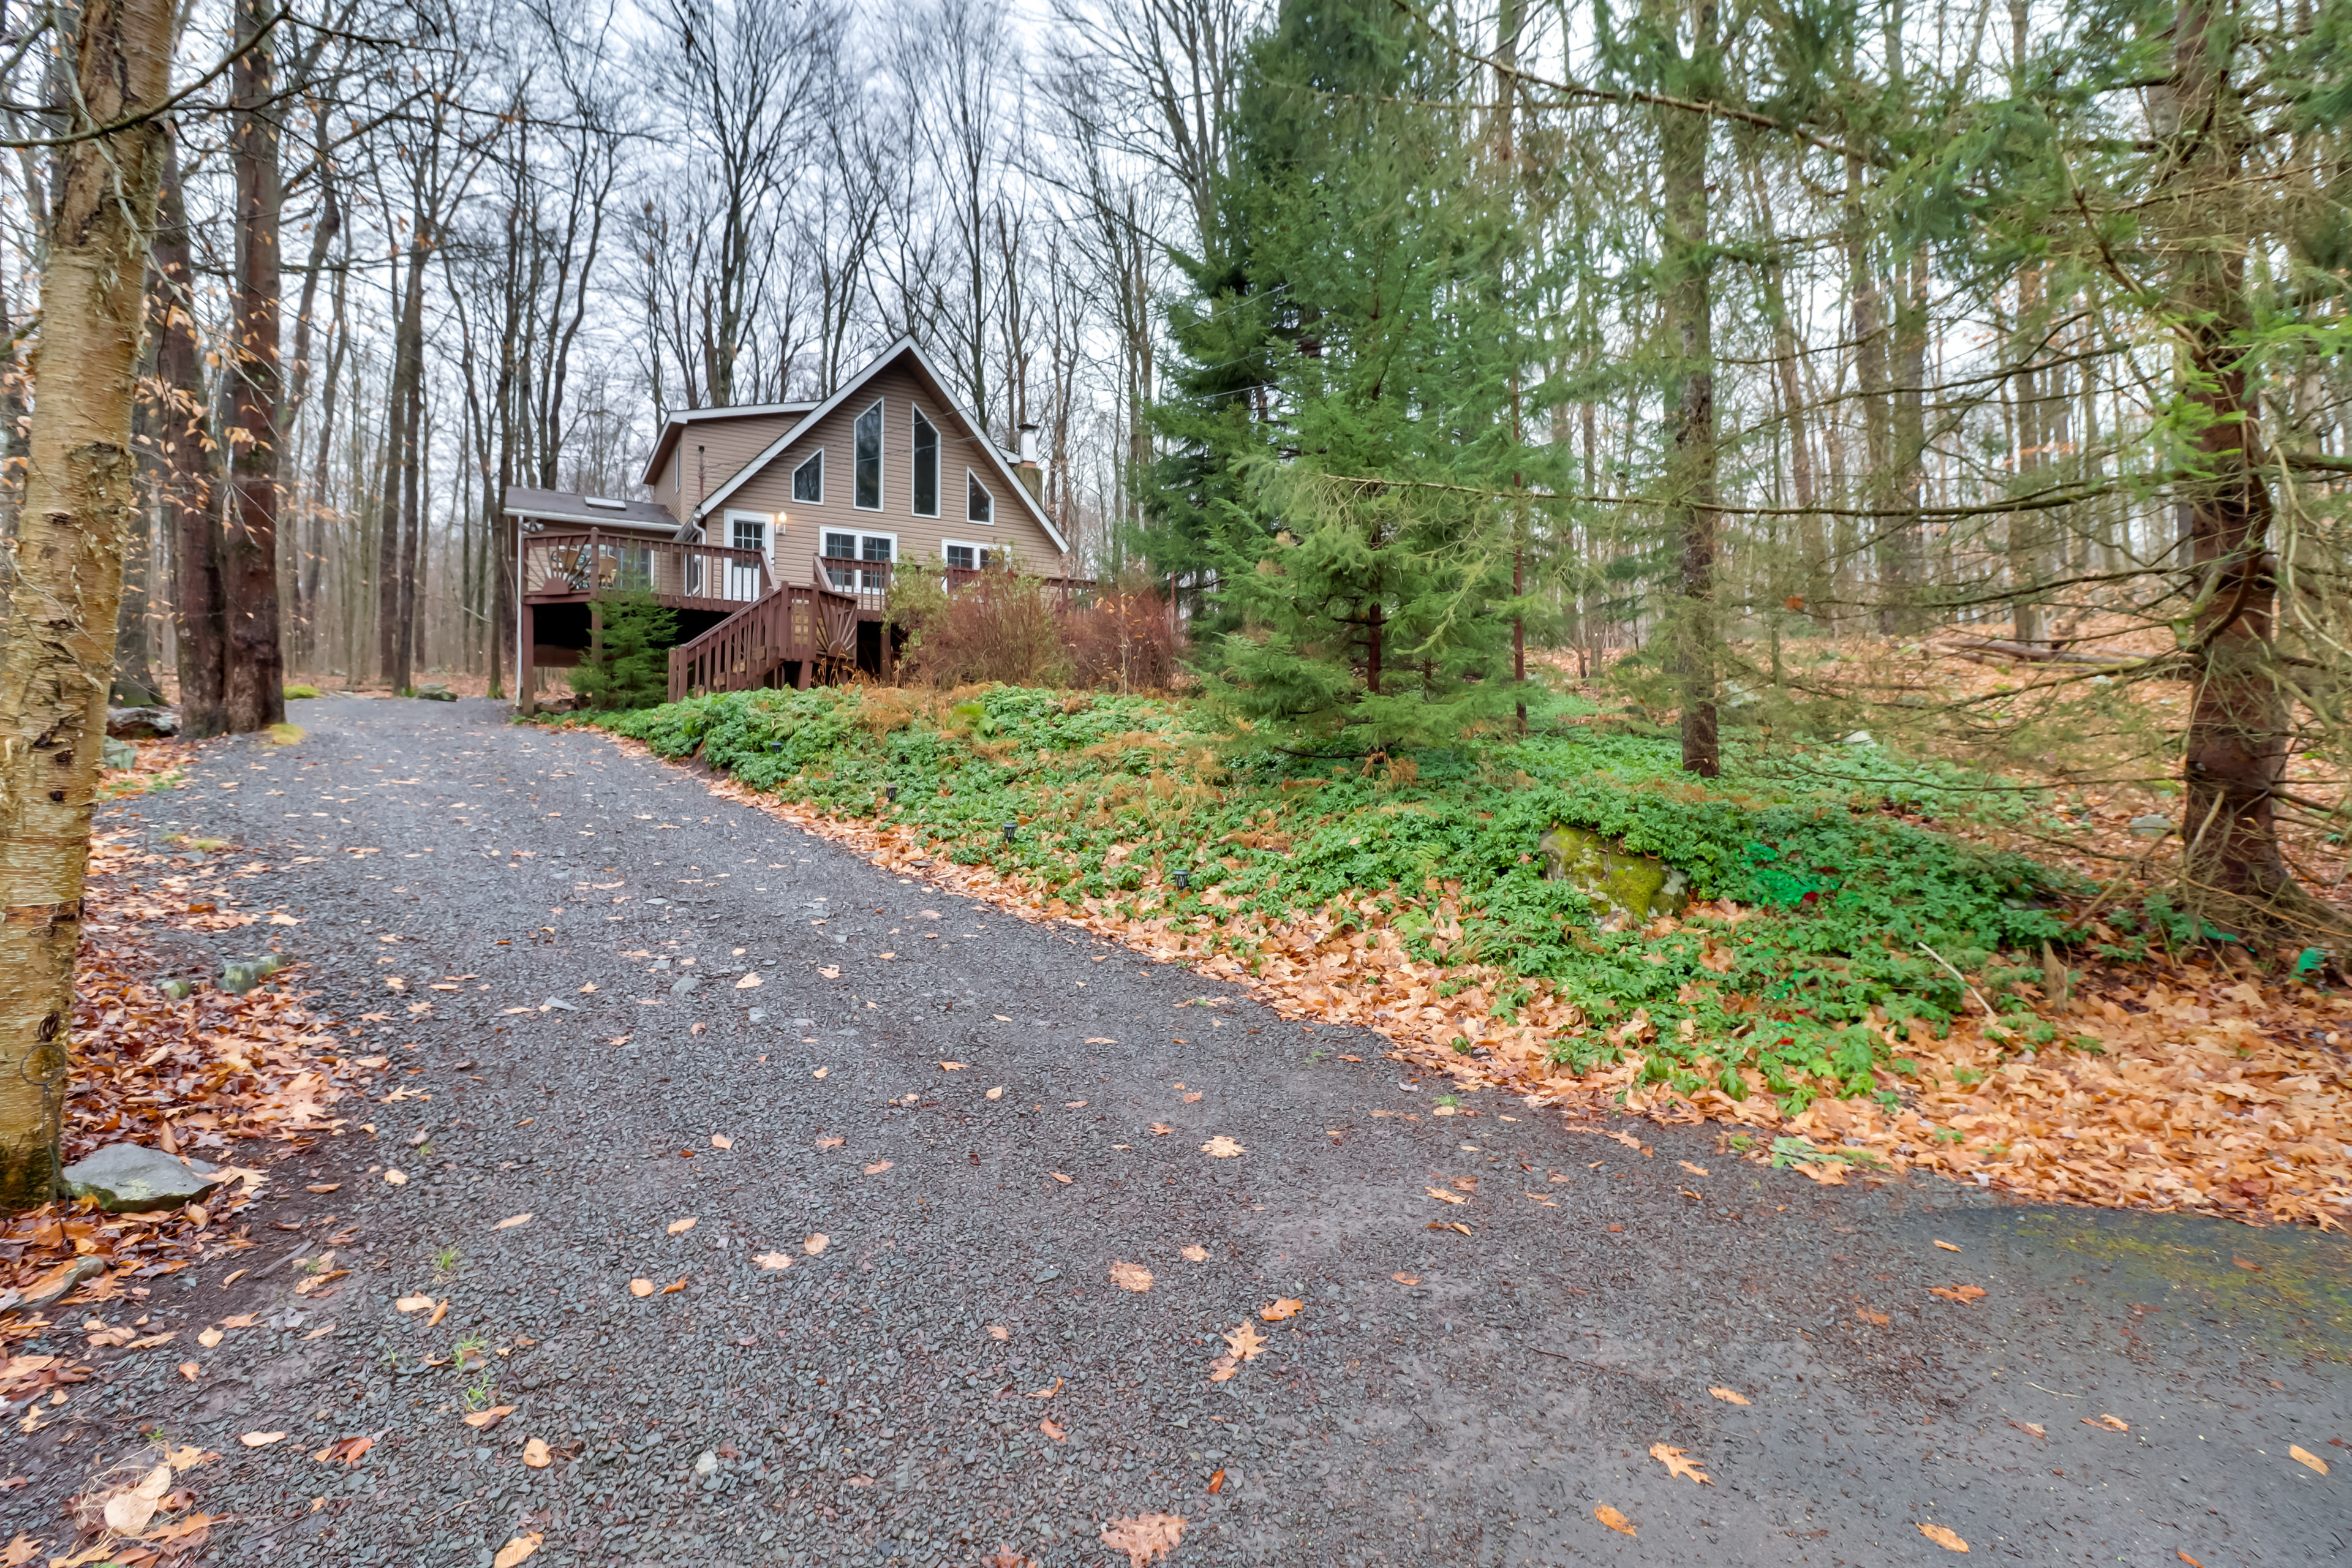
10 696 2346 1568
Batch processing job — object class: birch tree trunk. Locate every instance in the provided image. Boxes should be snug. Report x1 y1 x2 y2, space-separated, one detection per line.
0 0 181 1208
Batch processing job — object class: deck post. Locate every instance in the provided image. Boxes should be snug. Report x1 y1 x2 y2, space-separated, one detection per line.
517 602 537 717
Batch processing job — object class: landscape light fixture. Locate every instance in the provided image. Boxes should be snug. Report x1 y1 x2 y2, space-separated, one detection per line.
1003 821 1017 844
1173 870 1191 892
886 783 898 804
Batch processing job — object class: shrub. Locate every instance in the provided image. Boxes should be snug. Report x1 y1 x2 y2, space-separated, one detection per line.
1063 570 1182 692
282 684 322 699
570 589 679 710
891 559 1073 688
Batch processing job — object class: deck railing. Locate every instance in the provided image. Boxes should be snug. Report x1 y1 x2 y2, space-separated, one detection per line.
524 530 770 611
666 578 862 701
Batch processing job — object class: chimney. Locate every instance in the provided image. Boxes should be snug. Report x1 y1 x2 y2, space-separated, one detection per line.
1016 422 1042 503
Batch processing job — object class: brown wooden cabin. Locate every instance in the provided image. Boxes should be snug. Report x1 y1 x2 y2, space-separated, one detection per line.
508 337 1084 712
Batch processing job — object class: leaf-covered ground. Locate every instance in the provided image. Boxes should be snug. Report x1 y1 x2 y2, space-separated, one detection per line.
572 685 2352 1229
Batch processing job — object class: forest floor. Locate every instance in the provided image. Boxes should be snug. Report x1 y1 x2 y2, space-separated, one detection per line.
2 695 2346 1568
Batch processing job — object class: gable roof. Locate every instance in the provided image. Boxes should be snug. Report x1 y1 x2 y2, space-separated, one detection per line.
641 401 820 487
690 337 1070 556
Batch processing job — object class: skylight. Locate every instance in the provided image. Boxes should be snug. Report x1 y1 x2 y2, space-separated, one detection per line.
583 497 627 510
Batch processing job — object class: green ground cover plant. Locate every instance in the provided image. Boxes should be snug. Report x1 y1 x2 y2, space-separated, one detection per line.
570 685 2098 1105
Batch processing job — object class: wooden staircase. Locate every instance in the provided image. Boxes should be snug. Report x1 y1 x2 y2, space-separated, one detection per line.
666 564 866 701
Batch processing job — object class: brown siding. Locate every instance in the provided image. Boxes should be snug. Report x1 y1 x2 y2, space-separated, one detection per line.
646 412 796 512
706 366 1066 586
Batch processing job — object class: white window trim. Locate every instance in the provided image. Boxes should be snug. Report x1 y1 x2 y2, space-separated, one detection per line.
965 467 995 525
722 508 771 552
940 538 995 570
853 398 884 511
791 448 824 505
911 405 941 518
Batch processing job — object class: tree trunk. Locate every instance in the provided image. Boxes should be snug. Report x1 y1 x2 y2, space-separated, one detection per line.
1661 4 1719 778
2167 0 2335 933
159 136 227 736
222 0 285 730
0 0 181 1209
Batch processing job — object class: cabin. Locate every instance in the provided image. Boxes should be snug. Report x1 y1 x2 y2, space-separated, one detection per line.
505 337 1077 712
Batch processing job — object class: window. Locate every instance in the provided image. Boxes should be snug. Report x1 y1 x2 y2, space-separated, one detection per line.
853 399 883 510
911 407 939 517
943 541 993 571
822 531 895 593
792 449 823 503
728 513 766 554
967 470 993 524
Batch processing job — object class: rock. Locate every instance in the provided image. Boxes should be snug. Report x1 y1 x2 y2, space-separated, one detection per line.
159 978 194 1000
413 683 458 702
219 954 285 995
1841 729 1875 746
1537 823 1690 929
2128 814 2173 838
107 705 179 739
671 975 700 995
102 736 140 771
747 1009 767 1023
695 1451 719 1476
61 1143 228 1213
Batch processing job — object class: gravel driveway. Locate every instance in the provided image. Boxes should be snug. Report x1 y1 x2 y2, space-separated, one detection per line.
10 695 2345 1568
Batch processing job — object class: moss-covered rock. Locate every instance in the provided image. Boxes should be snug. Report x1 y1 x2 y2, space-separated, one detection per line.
1538 823 1690 929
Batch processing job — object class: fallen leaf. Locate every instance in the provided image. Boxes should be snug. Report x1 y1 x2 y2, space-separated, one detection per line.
816 1136 843 1148
865 1161 894 1175
734 973 762 989
1261 1298 1303 1322
753 1252 793 1270
2290 1444 2329 1475
1099 1512 1185 1568
1039 1417 1066 1442
1109 1261 1154 1293
1051 1171 1072 1184
493 1532 543 1568
306 1183 341 1194
1856 1306 1890 1327
1425 1186 1468 1205
1200 1136 1245 1158
522 1438 551 1469
813 1068 827 1079
313 1435 374 1466
2009 1420 2046 1439
1933 1240 1962 1253
495 1214 532 1231
1649 1443 1711 1484
426 1298 449 1327
241 1431 287 1447
1707 1387 1751 1406
2179 1553 2204 1567
939 1061 967 1070
1085 1037 1117 1046
986 1087 1005 1100
1181 1245 1209 1263
197 1327 225 1348
818 965 840 979
660 1278 686 1294
1792 1161 1846 1185
178 1361 200 1380
462 1405 516 1428
2232 1256 2263 1272
2082 1414 2129 1431
163 1447 216 1470
987 1325 1010 1340
100 1463 173 1534
804 1234 828 1254
0 1535 34 1568
1150 1122 1172 1135
1182 1091 1203 1103
1207 1468 1226 1493
710 1134 734 1150
1029 1376 1064 1399
383 1169 408 1185
1929 1284 1987 1304
629 1279 655 1298
1205 1355 1238 1383
1224 1321 1267 1362
668 1216 697 1234
1593 1505 1635 1537
1918 1521 1969 1552
1678 1161 1709 1176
